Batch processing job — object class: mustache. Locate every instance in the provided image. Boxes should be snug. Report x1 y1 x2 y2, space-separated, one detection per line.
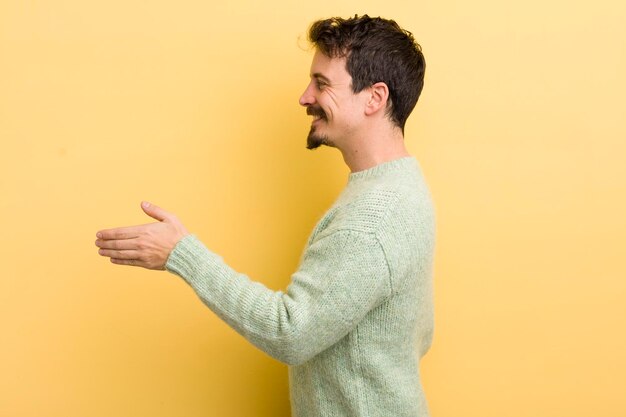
306 106 327 120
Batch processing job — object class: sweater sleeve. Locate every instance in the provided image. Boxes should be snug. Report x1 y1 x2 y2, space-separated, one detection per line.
165 229 392 366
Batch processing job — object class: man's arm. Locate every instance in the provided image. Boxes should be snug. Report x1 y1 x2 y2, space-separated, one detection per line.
96 202 392 365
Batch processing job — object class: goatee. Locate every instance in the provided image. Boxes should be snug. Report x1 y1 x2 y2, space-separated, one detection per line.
305 106 332 150
307 129 332 150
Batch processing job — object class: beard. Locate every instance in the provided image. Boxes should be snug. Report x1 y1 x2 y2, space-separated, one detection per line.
307 129 332 150
306 105 333 150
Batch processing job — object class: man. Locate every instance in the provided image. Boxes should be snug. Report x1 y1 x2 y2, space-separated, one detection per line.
96 15 436 417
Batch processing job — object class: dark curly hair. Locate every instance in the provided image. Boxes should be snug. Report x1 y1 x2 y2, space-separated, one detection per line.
309 15 425 132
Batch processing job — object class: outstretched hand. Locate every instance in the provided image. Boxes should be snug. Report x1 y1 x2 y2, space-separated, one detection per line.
95 201 190 270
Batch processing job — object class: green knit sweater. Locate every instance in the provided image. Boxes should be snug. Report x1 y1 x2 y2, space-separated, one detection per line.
165 156 436 417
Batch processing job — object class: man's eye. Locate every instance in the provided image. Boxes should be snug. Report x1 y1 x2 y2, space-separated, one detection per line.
316 80 326 89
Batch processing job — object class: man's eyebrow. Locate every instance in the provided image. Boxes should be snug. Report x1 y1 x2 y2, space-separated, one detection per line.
311 73 331 83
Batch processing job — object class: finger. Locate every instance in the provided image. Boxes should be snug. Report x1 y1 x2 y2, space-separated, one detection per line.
98 248 140 260
141 201 172 222
110 258 143 267
96 225 146 240
95 238 139 250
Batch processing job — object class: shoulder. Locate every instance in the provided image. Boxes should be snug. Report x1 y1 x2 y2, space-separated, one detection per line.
318 181 416 238
310 157 435 243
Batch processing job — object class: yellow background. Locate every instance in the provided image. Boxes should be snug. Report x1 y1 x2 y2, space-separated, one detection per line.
1 0 625 416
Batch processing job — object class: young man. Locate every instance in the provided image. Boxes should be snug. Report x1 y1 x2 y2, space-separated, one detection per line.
96 15 436 417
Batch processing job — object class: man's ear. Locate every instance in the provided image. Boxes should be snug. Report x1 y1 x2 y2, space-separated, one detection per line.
364 82 390 116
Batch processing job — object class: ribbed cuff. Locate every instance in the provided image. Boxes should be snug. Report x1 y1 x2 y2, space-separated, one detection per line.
165 234 226 290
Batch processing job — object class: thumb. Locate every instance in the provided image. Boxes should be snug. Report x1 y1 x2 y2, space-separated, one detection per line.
141 201 171 222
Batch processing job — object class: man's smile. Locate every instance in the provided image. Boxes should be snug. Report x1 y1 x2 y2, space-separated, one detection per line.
307 106 327 125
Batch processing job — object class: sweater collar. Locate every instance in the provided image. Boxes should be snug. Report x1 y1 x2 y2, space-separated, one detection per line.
348 157 418 183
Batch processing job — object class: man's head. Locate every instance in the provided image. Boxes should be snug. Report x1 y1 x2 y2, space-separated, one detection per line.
300 15 426 150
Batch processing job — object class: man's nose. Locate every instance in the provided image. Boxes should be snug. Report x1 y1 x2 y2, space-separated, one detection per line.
299 82 316 107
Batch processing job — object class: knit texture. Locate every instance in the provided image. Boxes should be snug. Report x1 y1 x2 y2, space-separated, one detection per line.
166 156 436 417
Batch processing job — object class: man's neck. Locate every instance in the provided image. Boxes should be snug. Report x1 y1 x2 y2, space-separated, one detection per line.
339 126 411 173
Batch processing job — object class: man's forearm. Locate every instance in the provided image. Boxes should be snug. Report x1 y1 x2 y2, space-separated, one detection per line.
166 231 391 366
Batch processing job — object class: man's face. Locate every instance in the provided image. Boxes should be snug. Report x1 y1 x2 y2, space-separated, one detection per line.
299 50 367 150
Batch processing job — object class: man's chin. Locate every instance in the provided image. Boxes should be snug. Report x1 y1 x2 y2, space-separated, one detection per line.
306 131 333 150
